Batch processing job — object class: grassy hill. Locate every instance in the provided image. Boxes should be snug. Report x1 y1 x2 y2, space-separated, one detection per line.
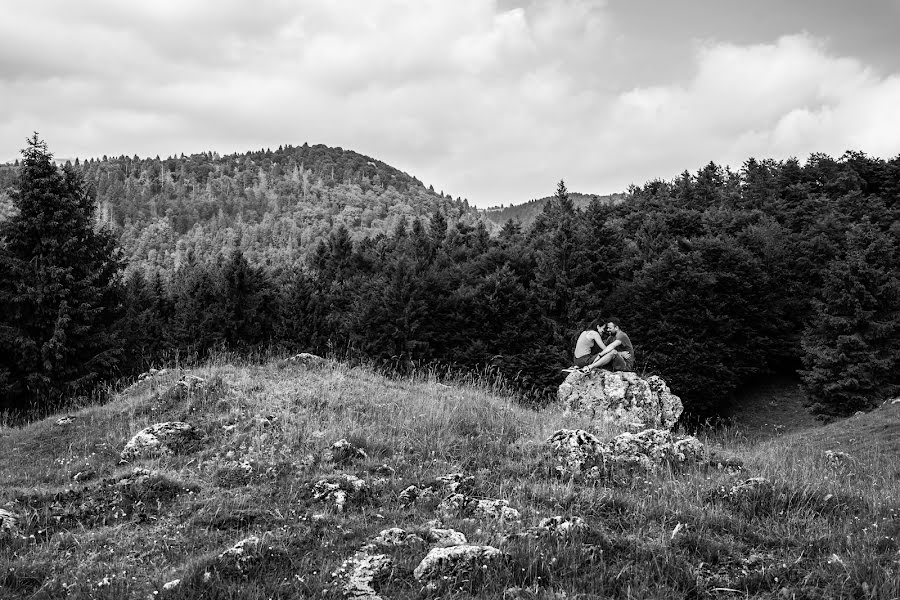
1 358 898 599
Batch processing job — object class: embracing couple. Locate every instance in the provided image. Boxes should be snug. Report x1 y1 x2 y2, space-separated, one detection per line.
572 318 634 373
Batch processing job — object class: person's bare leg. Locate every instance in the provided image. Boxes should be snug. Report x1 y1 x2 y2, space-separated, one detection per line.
582 351 616 372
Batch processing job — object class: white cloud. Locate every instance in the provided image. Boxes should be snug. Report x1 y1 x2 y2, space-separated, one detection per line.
1 4 899 205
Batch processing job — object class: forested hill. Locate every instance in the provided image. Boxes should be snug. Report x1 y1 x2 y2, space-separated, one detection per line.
482 192 625 228
0 144 484 273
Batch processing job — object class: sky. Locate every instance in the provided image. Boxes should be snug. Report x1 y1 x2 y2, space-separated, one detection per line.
2 1 900 208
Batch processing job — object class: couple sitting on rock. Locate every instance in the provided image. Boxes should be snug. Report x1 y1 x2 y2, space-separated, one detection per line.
572 318 634 373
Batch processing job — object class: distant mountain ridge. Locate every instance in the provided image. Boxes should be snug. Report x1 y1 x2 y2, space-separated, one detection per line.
482 192 626 228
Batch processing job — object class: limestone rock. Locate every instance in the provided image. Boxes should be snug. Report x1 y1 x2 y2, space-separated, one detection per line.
332 552 392 599
825 450 853 468
558 370 683 430
536 516 587 536
0 508 19 537
217 536 260 573
162 579 181 591
329 439 369 464
438 493 521 522
424 527 468 547
369 527 424 548
55 415 77 426
287 352 327 367
120 422 201 462
727 477 773 501
547 428 705 478
313 474 369 512
413 544 503 582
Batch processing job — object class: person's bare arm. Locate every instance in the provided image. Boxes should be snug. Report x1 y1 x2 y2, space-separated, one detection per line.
587 330 606 349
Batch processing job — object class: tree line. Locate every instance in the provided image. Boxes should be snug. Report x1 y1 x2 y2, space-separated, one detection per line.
1 136 898 420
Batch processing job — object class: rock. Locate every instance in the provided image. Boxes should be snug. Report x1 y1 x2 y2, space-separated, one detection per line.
0 508 19 536
217 536 260 572
158 375 208 404
55 415 77 426
313 474 369 512
331 552 392 600
433 472 474 493
120 422 201 462
889 398 900 405
413 544 503 582
398 485 422 506
72 469 97 483
369 527 424 548
547 428 705 478
329 439 369 464
162 579 181 591
423 527 468 547
726 477 774 501
825 450 853 468
287 352 327 367
438 493 521 522
371 464 395 476
558 370 683 430
536 516 587 536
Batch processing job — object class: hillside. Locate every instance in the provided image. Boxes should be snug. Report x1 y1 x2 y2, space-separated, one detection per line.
1 357 898 599
0 144 486 273
482 192 625 228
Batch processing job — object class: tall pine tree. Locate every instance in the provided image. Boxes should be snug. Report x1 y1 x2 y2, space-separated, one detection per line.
0 135 123 412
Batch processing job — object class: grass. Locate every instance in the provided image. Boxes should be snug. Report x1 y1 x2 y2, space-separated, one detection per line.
1 356 899 599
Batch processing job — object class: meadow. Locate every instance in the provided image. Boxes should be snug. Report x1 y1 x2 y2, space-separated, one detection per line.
1 357 898 599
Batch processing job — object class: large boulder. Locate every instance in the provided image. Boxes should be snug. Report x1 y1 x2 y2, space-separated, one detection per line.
558 370 683 430
120 421 202 462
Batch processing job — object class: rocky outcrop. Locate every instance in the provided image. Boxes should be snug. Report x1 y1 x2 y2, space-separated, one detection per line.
413 544 503 583
332 552 393 600
548 428 705 478
120 421 202 462
217 536 260 573
558 370 683 430
0 508 19 538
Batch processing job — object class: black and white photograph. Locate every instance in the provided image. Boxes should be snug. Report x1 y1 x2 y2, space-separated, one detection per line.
1 1 899 598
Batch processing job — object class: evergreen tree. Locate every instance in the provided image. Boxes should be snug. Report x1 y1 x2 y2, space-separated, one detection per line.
801 223 900 416
0 135 123 412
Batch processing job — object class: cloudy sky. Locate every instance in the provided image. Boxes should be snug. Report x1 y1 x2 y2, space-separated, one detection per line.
2 1 899 207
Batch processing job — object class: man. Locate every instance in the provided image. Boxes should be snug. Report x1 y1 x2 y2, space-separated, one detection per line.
601 318 634 372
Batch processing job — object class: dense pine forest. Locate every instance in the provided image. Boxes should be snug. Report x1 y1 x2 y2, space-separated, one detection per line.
1 139 899 421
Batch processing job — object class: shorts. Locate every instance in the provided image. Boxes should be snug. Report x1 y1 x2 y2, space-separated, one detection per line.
574 351 599 368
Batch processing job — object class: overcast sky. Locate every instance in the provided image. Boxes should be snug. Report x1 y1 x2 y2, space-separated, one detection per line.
2 1 899 207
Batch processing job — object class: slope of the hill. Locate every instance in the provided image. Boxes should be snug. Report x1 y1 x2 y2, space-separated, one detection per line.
482 192 625 228
1 359 898 599
0 145 486 272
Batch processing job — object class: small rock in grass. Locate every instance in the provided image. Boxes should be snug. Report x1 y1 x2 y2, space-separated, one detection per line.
217 536 260 572
0 508 19 536
55 415 77 426
413 544 503 582
825 450 853 467
331 552 392 600
423 527 467 547
537 516 587 536
162 579 181 591
329 439 368 464
438 494 521 522
287 352 327 367
369 527 424 548
313 474 368 512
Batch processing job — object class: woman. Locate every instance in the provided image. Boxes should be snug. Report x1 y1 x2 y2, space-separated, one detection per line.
572 319 622 371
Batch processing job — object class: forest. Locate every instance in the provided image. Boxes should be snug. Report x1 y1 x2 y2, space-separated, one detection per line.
1 138 899 421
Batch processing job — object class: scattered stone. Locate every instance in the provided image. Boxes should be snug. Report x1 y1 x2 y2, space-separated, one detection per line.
162 579 181 591
332 552 392 600
438 493 521 522
0 508 19 536
536 516 587 536
889 398 900 405
398 485 432 506
329 439 369 464
707 451 745 473
853 410 866 417
313 474 369 512
371 464 395 476
433 472 475 493
423 527 468 547
548 428 705 478
413 544 503 583
558 370 683 431
72 469 97 483
55 415 77 426
726 477 774 501
120 421 202 462
825 450 854 468
287 352 327 367
368 527 424 549
217 535 260 573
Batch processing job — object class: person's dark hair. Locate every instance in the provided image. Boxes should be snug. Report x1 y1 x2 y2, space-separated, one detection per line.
607 317 621 328
587 318 603 331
